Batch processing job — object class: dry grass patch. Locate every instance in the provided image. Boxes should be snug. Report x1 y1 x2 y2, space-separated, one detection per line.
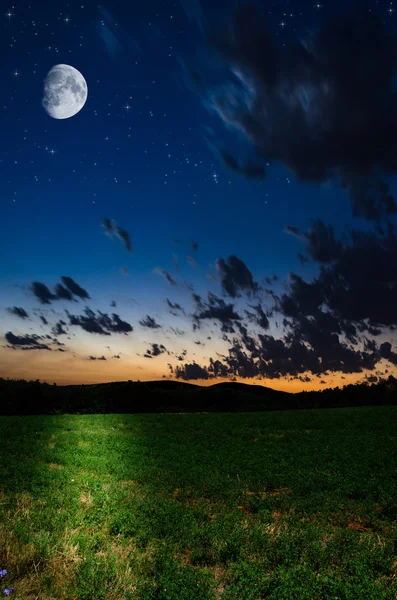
15 491 34 517
80 490 93 508
43 528 84 595
49 463 64 471
77 440 91 448
120 480 145 497
0 524 37 568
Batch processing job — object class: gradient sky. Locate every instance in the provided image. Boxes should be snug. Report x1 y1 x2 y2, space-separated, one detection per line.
2 0 397 392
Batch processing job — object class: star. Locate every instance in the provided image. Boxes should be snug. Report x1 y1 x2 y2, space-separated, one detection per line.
5 9 14 20
124 103 131 111
314 2 323 9
13 70 20 77
64 16 71 24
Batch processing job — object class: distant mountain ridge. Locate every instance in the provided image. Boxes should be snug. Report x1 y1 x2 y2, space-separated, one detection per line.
67 379 290 396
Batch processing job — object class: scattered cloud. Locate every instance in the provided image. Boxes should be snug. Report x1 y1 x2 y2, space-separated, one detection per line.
153 267 178 286
5 331 51 351
216 255 259 298
144 343 167 358
102 218 133 253
139 315 162 329
67 307 133 335
7 307 29 319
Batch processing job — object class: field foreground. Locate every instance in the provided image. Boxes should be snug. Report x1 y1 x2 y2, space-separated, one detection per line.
1 406 397 599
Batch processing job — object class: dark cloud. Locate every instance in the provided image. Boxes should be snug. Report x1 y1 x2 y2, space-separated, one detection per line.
201 5 397 221
285 220 345 264
139 315 162 329
192 240 199 252
244 303 270 330
144 343 167 358
277 220 397 330
193 292 242 331
216 255 259 298
32 277 89 304
5 331 51 351
154 267 178 287
60 276 90 300
102 218 133 253
89 355 107 361
67 307 133 335
40 315 48 325
218 148 266 180
165 298 185 315
115 226 133 253
379 342 397 365
174 362 209 380
110 300 117 307
52 320 68 336
54 284 74 301
32 282 56 305
7 306 29 319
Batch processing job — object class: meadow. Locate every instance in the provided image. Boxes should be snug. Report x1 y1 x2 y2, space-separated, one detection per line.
1 405 397 599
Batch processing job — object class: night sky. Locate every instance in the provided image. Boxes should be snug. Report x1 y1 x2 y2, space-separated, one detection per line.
2 0 397 392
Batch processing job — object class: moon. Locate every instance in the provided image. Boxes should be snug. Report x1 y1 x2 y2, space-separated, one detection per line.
42 64 88 120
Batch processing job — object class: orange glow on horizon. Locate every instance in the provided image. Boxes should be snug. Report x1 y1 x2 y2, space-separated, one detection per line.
1 347 393 394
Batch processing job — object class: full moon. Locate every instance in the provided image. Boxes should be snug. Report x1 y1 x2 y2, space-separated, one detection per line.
42 64 88 120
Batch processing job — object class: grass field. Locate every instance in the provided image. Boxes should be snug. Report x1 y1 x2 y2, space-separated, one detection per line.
1 406 397 599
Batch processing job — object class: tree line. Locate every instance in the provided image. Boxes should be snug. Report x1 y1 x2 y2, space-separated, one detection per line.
0 376 396 415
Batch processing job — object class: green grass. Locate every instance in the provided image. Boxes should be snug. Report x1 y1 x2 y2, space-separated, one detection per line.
1 406 397 599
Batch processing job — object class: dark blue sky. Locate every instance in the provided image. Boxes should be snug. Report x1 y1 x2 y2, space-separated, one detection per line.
2 0 397 391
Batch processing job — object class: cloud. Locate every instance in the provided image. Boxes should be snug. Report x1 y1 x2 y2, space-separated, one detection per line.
193 291 242 332
191 240 199 252
60 276 90 300
32 277 90 304
174 362 210 380
115 226 133 253
40 315 48 325
244 304 270 330
187 256 198 269
139 315 162 329
102 218 133 253
5 331 51 350
54 284 73 301
276 219 397 330
217 147 266 180
96 5 140 58
7 307 29 319
199 5 397 221
165 298 185 315
67 307 133 335
153 267 178 287
52 320 68 336
89 355 107 361
144 343 167 358
32 282 56 305
216 255 259 297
